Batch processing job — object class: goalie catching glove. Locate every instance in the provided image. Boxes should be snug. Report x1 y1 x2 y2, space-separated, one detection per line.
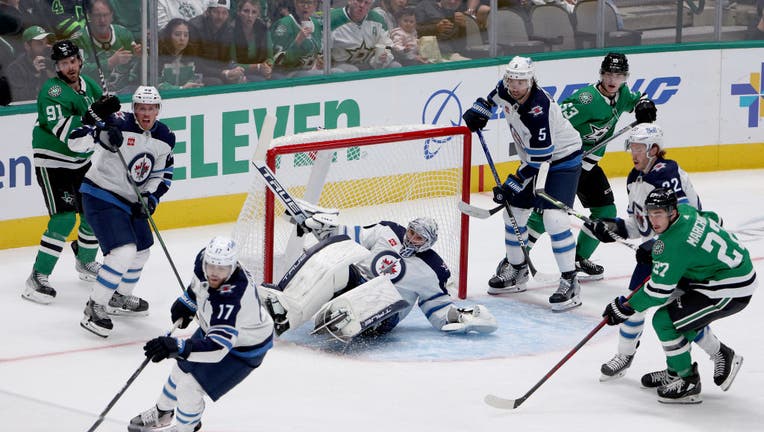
441 304 498 334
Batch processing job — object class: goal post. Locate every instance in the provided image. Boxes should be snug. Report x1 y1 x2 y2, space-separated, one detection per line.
234 124 472 299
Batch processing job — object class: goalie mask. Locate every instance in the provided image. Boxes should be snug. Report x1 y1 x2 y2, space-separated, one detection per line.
400 217 438 257
203 236 238 283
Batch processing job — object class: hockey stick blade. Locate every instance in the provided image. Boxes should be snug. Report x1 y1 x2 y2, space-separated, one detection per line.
484 394 523 410
458 201 503 219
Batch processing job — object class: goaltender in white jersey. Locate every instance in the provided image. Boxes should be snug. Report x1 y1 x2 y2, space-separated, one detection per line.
260 206 497 341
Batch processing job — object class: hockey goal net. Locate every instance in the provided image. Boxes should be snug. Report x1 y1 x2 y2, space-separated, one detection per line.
233 124 472 299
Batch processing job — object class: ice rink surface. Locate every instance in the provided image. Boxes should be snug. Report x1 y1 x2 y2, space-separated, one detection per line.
1 169 763 432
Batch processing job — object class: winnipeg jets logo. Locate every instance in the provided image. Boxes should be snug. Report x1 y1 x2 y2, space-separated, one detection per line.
218 284 235 294
583 124 610 142
528 105 544 117
370 251 406 283
129 153 155 184
652 162 666 171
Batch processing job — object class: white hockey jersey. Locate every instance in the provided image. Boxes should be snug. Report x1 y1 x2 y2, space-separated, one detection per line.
489 81 582 179
71 112 175 212
624 157 701 239
329 6 394 68
339 221 455 330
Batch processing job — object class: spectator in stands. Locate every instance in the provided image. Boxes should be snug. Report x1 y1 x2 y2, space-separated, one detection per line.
158 0 208 30
189 0 244 85
76 0 140 94
374 0 408 31
0 35 10 105
230 0 273 81
747 0 764 40
0 0 41 53
330 0 401 72
111 1 143 41
158 18 204 90
271 0 325 78
390 7 428 65
415 0 471 61
36 0 84 39
5 24 53 102
269 0 292 27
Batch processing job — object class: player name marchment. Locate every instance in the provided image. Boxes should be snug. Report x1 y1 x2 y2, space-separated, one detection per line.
687 215 707 247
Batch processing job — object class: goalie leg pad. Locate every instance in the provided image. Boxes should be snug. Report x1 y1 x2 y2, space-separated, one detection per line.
271 238 371 331
313 276 410 340
441 304 498 334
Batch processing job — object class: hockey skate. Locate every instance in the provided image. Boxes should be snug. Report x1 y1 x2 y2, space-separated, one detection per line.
71 241 100 281
128 405 202 432
711 343 743 391
641 368 678 388
657 363 702 404
549 271 581 312
599 353 634 382
575 256 604 281
106 292 150 316
487 258 529 294
80 300 113 337
22 271 56 304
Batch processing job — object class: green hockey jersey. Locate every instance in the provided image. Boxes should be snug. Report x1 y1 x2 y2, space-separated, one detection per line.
32 75 102 169
630 204 756 312
560 83 641 169
75 24 138 94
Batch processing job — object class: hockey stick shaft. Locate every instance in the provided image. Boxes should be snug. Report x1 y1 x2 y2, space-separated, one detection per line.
534 162 636 251
86 321 182 432
582 120 638 158
458 201 504 219
475 129 536 275
485 288 639 410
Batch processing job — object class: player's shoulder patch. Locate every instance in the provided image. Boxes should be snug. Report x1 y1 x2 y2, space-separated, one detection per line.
47 85 62 98
577 91 593 104
652 239 665 255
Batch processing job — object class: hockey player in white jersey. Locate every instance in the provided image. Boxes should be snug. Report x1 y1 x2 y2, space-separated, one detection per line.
584 124 739 389
462 56 584 311
129 236 274 432
69 85 175 337
260 211 497 341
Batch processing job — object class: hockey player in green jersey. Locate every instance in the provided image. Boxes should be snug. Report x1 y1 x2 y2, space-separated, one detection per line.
526 52 657 280
23 39 121 305
602 188 756 404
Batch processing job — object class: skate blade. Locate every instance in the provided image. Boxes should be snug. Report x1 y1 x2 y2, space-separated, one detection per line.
599 370 628 382
576 273 604 282
487 284 527 295
658 394 702 404
80 320 111 338
105 306 150 317
77 273 97 282
719 355 743 391
21 290 54 305
550 297 582 312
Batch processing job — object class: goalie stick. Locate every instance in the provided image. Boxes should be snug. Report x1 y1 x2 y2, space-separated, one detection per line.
250 115 310 225
484 288 639 410
534 162 637 251
475 129 537 275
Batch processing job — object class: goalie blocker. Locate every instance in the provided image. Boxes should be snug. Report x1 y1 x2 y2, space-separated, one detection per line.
259 225 497 341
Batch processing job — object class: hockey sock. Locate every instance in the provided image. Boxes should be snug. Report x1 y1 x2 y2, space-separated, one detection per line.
117 248 150 296
544 209 576 273
503 207 531 265
575 204 617 259
91 243 136 304
617 312 644 356
525 209 545 250
75 219 99 263
693 326 722 357
653 307 694 377
33 212 76 274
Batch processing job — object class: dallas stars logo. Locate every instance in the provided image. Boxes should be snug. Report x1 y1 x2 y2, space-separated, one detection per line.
345 40 373 64
583 124 610 142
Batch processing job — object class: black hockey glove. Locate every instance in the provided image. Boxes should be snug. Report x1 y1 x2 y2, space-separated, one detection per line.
583 218 627 243
144 336 191 363
634 99 657 124
602 295 635 326
492 174 523 205
636 239 654 266
94 125 123 152
132 193 158 218
83 95 121 126
170 298 195 329
462 97 494 132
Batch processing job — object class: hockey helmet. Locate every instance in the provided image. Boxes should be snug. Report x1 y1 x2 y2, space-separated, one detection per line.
401 217 439 257
600 52 629 75
503 56 535 89
625 123 664 153
51 39 81 62
645 187 677 213
203 236 238 280
132 85 161 107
